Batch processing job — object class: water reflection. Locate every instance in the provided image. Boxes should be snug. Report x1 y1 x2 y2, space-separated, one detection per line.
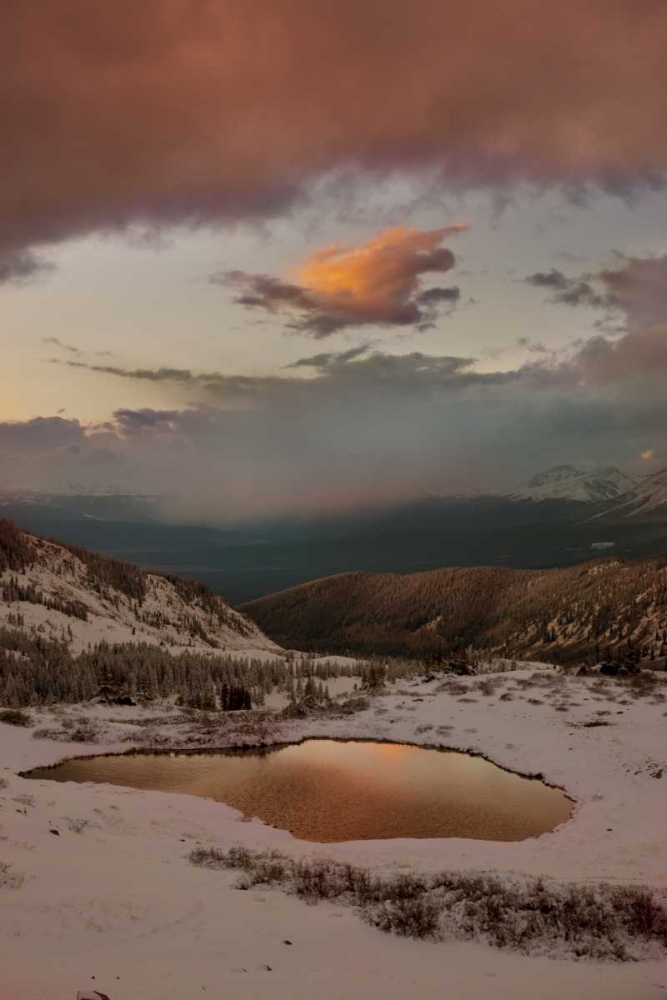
26 739 572 843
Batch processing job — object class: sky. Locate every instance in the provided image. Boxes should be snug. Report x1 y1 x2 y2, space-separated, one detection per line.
1 1 666 522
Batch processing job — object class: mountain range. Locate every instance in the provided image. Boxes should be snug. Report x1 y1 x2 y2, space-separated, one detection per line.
1 463 667 603
505 465 638 504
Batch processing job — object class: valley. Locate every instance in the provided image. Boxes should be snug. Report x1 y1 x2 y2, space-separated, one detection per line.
4 461 667 606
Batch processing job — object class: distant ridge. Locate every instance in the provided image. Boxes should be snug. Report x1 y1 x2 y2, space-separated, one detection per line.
506 465 637 504
241 560 667 664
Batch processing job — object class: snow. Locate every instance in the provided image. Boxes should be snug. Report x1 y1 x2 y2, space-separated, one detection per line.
507 465 637 504
2 666 667 998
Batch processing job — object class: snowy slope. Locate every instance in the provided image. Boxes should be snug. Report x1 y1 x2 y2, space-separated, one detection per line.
507 464 637 503
0 523 281 656
615 466 667 515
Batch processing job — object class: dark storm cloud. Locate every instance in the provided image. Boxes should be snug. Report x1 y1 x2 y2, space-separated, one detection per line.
2 1 666 257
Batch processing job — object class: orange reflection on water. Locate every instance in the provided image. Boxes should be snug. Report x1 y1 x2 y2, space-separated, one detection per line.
27 739 572 844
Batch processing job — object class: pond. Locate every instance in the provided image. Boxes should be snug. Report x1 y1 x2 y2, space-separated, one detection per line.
25 739 572 843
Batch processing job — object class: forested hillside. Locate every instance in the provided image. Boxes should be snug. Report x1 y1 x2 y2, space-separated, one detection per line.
241 561 667 664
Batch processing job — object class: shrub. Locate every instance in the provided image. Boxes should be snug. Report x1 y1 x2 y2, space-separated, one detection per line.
0 708 32 727
364 896 442 939
0 861 24 890
65 816 90 834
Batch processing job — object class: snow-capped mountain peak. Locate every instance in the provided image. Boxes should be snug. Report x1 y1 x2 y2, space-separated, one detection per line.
615 466 667 515
508 465 637 504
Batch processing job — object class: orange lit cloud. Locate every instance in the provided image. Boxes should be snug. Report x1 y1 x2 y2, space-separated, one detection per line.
1 1 666 258
217 225 465 337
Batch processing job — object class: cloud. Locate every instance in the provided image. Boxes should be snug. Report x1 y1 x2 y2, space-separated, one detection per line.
286 344 373 370
2 1 666 257
43 338 114 359
7 324 667 517
524 269 607 309
50 360 196 383
517 337 549 355
14 247 667 516
42 337 84 357
48 347 514 400
525 253 667 332
215 225 465 337
0 416 84 451
0 251 53 286
598 253 667 329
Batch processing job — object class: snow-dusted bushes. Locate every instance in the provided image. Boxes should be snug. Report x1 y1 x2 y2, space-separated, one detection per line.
190 847 667 961
0 708 32 727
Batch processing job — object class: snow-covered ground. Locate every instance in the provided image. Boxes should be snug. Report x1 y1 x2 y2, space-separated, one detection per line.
1 666 667 999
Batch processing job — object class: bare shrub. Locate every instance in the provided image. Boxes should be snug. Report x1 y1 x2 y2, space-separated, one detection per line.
364 896 442 939
0 708 32 727
0 861 24 890
13 793 35 809
65 816 89 834
31 727 65 741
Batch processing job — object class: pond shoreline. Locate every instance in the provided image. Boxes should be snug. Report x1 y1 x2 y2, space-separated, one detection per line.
19 732 575 800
